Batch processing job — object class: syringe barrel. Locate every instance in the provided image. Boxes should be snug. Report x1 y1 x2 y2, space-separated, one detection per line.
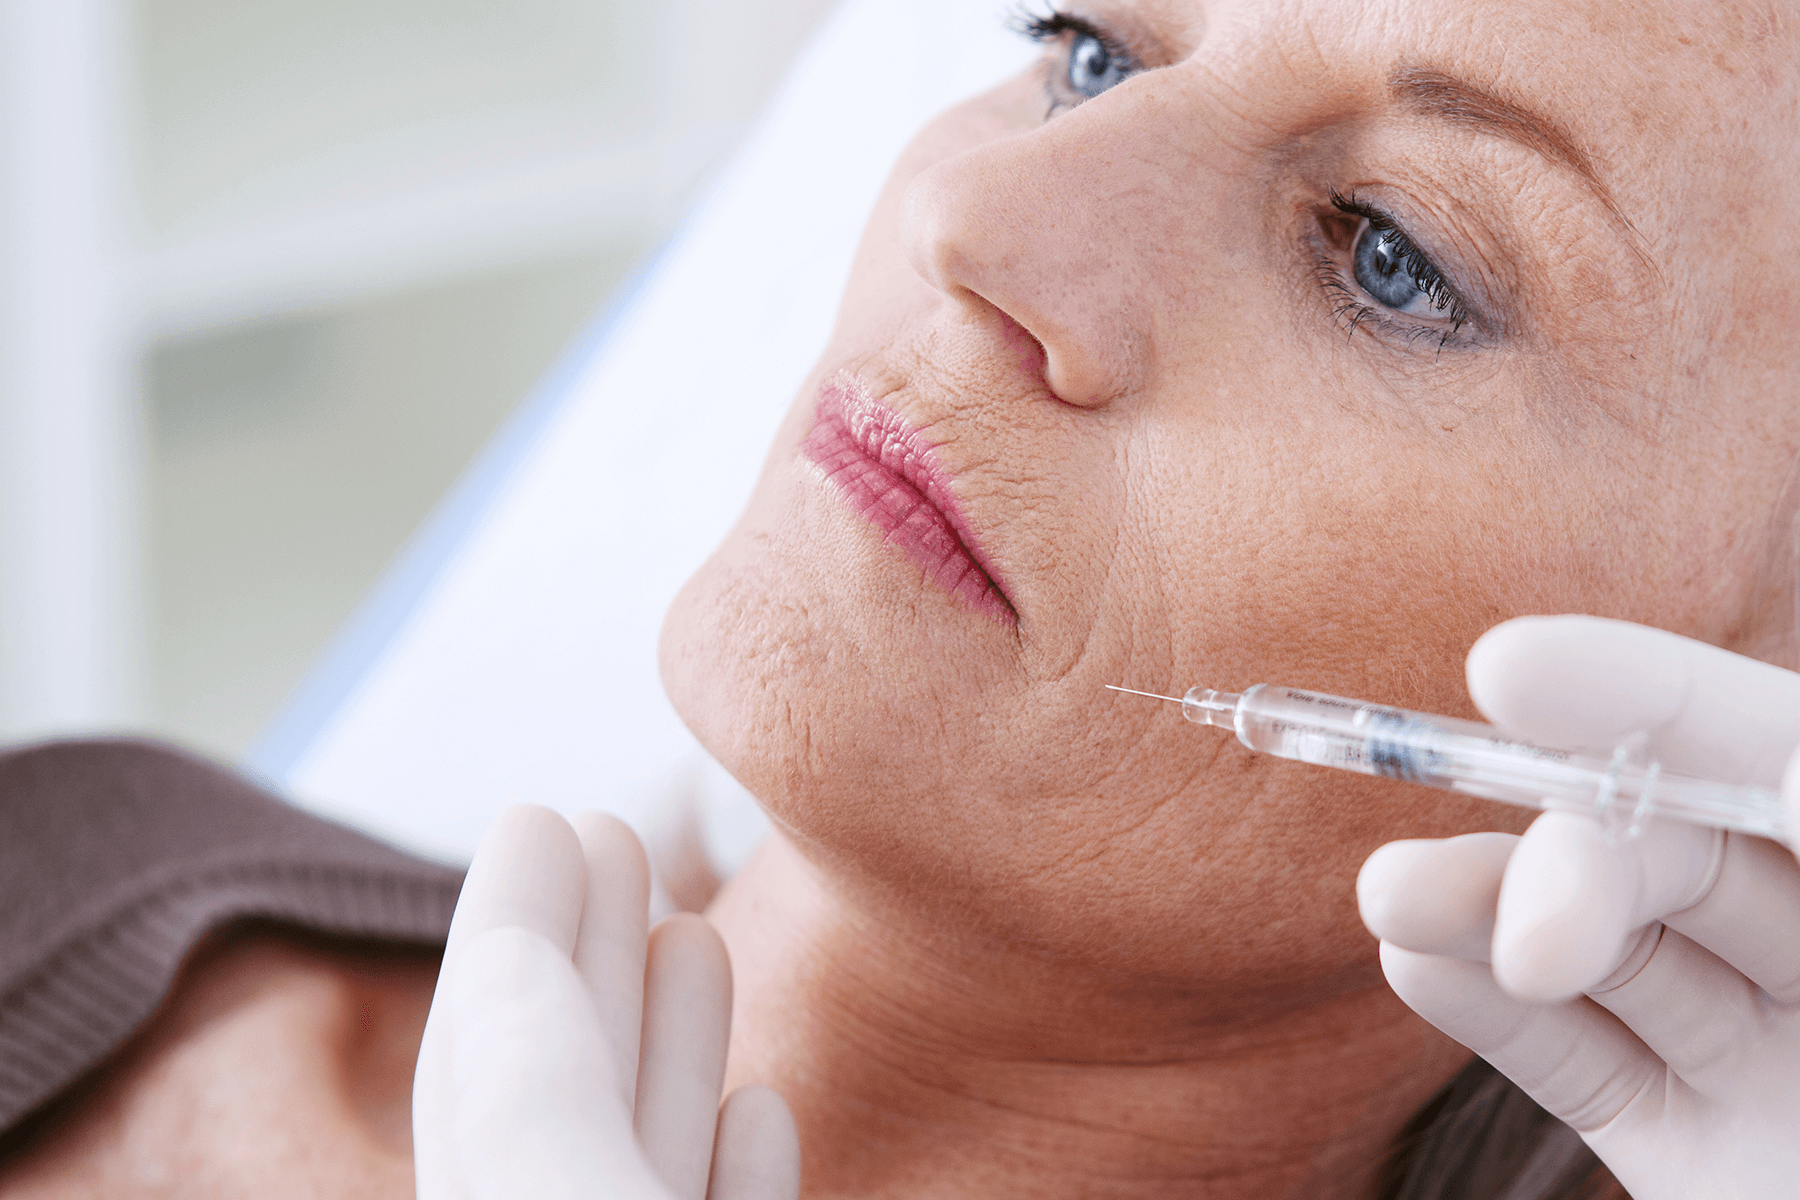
1182 684 1790 841
1194 684 1498 784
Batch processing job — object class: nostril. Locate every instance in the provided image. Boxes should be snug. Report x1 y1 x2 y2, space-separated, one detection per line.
995 310 1048 382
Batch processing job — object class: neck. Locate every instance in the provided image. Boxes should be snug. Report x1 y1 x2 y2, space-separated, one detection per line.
707 834 1469 1200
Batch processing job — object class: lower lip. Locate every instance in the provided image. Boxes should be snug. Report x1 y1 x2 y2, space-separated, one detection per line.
801 383 1013 625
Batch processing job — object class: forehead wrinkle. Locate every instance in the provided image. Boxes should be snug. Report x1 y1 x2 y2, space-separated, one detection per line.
1389 65 1660 281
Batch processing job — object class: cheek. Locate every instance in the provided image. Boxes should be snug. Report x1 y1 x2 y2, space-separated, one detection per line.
1143 423 1614 708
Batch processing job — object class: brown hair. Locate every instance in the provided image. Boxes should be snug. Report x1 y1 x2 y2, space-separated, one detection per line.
1380 1057 1625 1200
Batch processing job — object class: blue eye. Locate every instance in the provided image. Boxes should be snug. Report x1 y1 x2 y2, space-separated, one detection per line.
1351 220 1455 318
1015 11 1138 108
1326 191 1475 347
1067 31 1129 98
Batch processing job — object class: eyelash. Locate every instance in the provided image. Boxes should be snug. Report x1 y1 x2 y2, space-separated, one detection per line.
1319 192 1476 353
1011 5 1109 47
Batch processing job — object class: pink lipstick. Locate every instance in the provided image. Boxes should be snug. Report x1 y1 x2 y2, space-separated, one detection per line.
801 381 1013 624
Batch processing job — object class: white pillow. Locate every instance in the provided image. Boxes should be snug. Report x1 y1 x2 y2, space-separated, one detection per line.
252 0 1036 864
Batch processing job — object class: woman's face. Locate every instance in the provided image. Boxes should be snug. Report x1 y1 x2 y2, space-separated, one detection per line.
663 0 1800 998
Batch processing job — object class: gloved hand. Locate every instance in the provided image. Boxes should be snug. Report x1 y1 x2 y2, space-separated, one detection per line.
1358 615 1800 1199
413 805 800 1200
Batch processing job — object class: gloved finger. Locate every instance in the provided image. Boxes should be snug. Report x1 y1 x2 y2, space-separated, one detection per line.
568 812 652 1111
1356 833 1517 960
416 805 590 1200
1662 832 1800 1003
1467 616 1800 786
1583 925 1767 1088
636 913 735 1200
1380 942 1664 1134
451 925 670 1200
445 805 591 954
707 1086 801 1200
1785 743 1800 853
1491 812 1721 1002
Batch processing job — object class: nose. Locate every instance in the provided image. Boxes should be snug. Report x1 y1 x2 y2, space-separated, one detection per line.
901 103 1168 409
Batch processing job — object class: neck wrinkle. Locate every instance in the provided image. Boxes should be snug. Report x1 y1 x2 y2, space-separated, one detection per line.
707 833 1472 1200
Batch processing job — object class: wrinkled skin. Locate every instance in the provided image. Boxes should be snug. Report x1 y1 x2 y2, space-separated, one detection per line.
661 0 1800 1196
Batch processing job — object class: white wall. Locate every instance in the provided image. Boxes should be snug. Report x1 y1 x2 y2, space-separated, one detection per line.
0 0 142 740
134 0 837 337
0 0 835 757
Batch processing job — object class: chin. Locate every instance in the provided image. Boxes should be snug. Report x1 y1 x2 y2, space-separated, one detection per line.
657 549 821 809
660 440 1021 799
657 537 917 828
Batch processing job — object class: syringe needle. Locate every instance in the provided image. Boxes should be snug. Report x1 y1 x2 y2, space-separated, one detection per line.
1105 684 1185 705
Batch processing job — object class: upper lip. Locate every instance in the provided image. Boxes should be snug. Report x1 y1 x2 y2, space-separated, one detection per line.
801 377 1015 624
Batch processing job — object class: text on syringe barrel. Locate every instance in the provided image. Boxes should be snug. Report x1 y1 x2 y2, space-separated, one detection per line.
1219 684 1788 840
1226 685 1545 783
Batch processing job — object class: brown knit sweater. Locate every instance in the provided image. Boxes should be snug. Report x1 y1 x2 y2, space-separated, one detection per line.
0 738 462 1136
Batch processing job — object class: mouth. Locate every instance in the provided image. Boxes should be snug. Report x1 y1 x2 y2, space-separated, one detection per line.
800 379 1015 625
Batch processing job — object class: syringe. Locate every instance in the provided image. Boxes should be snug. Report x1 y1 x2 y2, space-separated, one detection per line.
1107 683 1792 843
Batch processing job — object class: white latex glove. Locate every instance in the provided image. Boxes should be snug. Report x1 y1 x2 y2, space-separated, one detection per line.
414 805 800 1200
1358 615 1800 1198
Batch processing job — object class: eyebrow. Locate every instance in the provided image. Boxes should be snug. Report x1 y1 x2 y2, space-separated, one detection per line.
1389 67 1646 250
